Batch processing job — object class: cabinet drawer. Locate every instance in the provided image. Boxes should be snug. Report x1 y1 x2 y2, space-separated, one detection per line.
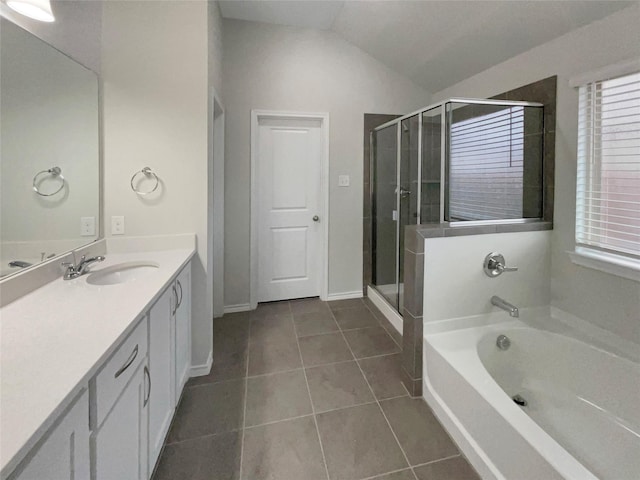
93 318 148 427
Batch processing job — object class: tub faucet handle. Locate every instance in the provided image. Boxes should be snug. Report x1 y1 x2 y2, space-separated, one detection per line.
484 252 518 277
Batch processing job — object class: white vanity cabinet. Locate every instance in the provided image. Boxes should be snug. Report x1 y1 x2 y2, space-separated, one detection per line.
9 391 90 480
173 263 191 404
148 262 192 472
93 363 149 480
148 286 175 472
91 317 150 480
2 254 195 480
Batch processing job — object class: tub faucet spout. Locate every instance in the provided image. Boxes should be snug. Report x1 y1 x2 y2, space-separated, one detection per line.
491 295 519 318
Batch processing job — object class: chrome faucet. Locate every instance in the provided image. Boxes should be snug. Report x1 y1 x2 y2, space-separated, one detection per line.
491 295 519 318
62 255 105 280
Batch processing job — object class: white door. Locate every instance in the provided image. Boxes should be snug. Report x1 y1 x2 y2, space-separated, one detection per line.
257 117 323 302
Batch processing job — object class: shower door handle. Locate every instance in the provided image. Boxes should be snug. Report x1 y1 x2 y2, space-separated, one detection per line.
397 187 411 198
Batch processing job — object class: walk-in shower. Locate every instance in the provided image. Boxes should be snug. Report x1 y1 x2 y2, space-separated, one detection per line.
370 98 544 311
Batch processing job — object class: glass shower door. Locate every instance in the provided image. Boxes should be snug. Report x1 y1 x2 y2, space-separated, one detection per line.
372 124 399 309
398 115 420 312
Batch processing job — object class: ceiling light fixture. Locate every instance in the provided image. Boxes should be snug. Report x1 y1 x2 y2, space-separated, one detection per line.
5 0 55 22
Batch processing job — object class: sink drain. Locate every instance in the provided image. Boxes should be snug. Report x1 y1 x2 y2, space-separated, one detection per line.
512 394 528 407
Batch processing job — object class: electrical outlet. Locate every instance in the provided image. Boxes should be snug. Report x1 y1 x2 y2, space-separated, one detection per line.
338 175 350 187
80 216 95 236
111 216 125 235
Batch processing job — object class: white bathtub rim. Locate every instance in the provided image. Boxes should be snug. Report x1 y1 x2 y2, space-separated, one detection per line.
423 335 598 480
425 305 640 365
422 373 506 480
549 306 640 364
423 320 601 480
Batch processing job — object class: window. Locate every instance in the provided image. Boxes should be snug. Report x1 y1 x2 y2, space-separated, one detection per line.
447 103 544 222
449 106 525 221
575 69 640 276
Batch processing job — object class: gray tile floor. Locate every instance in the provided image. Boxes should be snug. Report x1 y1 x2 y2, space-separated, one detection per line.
153 298 480 480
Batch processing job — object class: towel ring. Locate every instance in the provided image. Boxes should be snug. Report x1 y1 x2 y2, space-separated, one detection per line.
130 167 159 195
33 167 65 196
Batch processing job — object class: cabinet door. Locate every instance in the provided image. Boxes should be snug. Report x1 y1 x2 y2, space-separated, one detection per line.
10 390 90 480
93 364 148 480
148 285 174 473
174 262 192 404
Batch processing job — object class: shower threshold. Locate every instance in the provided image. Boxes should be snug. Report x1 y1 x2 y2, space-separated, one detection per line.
367 285 403 336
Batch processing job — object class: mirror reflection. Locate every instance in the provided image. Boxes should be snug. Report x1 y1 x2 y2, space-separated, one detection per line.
0 18 100 278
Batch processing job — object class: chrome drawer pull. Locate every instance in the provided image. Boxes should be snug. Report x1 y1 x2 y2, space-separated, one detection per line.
172 285 178 316
176 280 183 308
144 365 151 407
114 344 138 378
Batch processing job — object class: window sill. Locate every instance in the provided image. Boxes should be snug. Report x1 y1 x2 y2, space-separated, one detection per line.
569 247 640 282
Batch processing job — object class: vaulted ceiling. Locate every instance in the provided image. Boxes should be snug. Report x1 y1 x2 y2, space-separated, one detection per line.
219 0 635 93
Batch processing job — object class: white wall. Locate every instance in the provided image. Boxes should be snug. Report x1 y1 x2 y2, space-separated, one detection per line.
0 1 101 73
423 232 551 322
432 4 640 343
208 2 223 94
222 19 430 306
208 1 225 318
101 1 212 367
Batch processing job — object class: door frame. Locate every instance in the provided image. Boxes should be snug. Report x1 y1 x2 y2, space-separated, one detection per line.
250 110 330 309
208 88 225 319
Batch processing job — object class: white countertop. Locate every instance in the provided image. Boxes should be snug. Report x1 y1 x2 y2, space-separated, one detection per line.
0 248 195 477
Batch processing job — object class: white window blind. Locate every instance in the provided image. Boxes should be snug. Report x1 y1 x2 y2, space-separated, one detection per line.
449 107 524 221
576 71 640 258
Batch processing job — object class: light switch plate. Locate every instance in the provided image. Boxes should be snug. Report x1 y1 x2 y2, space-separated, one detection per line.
80 217 95 236
111 216 125 235
338 175 350 187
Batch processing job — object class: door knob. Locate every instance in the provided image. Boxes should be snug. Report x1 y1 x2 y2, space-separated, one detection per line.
312 215 320 222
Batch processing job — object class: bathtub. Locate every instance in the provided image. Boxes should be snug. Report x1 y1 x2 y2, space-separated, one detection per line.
422 315 640 480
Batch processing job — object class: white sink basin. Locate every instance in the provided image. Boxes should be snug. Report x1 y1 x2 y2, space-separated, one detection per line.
86 261 159 286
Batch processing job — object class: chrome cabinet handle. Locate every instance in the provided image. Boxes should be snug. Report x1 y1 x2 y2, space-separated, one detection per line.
114 344 138 378
143 365 151 407
176 280 183 308
312 215 319 222
172 285 178 316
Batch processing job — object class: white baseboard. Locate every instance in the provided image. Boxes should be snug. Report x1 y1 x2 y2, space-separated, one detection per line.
367 286 403 335
190 351 213 377
327 291 363 301
223 303 252 314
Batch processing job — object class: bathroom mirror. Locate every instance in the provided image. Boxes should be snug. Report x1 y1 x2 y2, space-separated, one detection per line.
0 18 100 279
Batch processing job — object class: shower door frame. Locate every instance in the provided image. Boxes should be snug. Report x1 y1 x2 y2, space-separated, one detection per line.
369 98 544 314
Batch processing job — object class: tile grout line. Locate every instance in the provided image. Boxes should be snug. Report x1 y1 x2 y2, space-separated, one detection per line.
291 305 332 480
235 390 413 432
329 306 420 480
238 309 252 480
359 466 414 480
235 346 399 382
410 453 462 470
163 428 244 446
244 412 316 430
